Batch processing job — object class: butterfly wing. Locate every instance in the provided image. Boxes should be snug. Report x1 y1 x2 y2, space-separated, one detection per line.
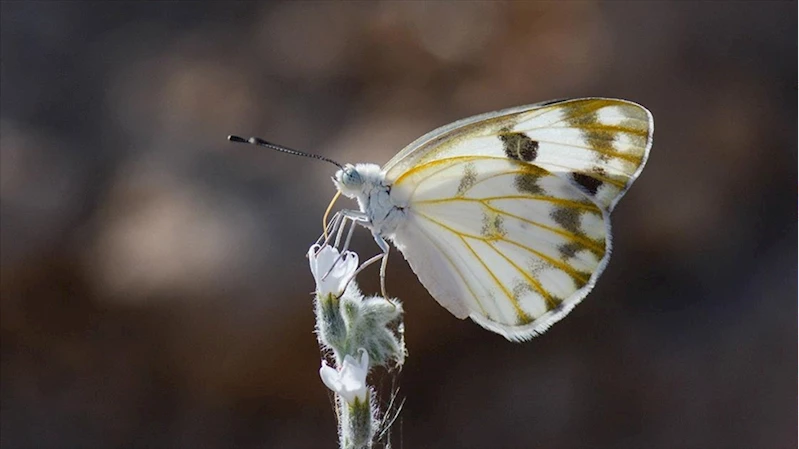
383 98 653 340
388 156 609 340
385 98 653 212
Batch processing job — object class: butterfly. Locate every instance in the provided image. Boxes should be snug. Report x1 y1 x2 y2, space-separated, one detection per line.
232 98 653 341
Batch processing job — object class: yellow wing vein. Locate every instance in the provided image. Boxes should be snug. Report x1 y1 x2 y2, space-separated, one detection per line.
411 217 489 317
414 209 592 286
481 203 604 253
528 138 643 164
417 196 601 213
396 155 619 191
521 99 623 128
540 161 632 187
544 123 649 137
415 204 601 255
417 206 601 283
414 211 530 322
404 158 466 200
394 153 631 201
394 155 500 187
454 164 613 197
516 110 576 129
457 168 541 197
482 239 559 311
501 238 591 285
458 235 532 323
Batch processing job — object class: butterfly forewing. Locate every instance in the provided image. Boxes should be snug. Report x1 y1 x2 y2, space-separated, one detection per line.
389 156 610 340
385 98 653 212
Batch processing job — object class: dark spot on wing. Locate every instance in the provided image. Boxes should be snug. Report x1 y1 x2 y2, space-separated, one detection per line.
481 213 506 239
557 242 583 259
527 258 549 276
552 206 607 260
456 163 477 196
550 207 583 235
566 108 599 127
563 101 617 161
572 173 603 195
499 128 539 162
512 281 532 301
514 172 544 195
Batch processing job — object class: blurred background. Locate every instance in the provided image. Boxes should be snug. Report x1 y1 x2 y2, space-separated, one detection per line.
1 2 795 448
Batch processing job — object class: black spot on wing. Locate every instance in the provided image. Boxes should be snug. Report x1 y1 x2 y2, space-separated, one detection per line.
572 173 603 196
499 128 539 162
514 172 544 195
550 207 583 235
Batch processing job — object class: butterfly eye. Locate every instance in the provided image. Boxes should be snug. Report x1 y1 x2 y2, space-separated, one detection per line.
341 166 363 187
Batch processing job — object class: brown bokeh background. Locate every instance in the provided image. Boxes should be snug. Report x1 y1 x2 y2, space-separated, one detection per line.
1 3 796 449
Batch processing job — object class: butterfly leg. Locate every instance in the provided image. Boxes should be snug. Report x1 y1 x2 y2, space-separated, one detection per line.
316 210 392 298
313 211 344 249
319 210 370 281
340 232 390 296
321 217 361 281
373 233 390 299
313 209 365 256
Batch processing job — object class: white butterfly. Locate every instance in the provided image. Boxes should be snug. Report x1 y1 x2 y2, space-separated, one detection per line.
234 98 653 341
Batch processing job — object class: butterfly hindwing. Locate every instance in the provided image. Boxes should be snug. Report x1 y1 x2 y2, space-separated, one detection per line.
389 156 610 340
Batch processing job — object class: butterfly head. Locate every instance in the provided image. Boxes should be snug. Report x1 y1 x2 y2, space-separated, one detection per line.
333 163 384 200
333 164 364 198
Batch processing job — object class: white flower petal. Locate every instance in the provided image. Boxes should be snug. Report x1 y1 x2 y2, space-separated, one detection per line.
308 244 322 277
320 361 345 396
308 244 359 297
318 350 370 405
317 246 338 271
341 252 359 277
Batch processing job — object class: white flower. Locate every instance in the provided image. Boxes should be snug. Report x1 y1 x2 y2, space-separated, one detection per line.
308 244 358 298
319 348 369 405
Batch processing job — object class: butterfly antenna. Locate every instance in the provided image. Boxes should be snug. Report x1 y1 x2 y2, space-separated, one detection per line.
228 135 344 169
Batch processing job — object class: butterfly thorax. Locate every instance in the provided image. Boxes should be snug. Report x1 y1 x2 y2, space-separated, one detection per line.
333 163 406 236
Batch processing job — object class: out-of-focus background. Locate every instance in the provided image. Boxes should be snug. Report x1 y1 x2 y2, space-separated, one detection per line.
1 2 795 448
